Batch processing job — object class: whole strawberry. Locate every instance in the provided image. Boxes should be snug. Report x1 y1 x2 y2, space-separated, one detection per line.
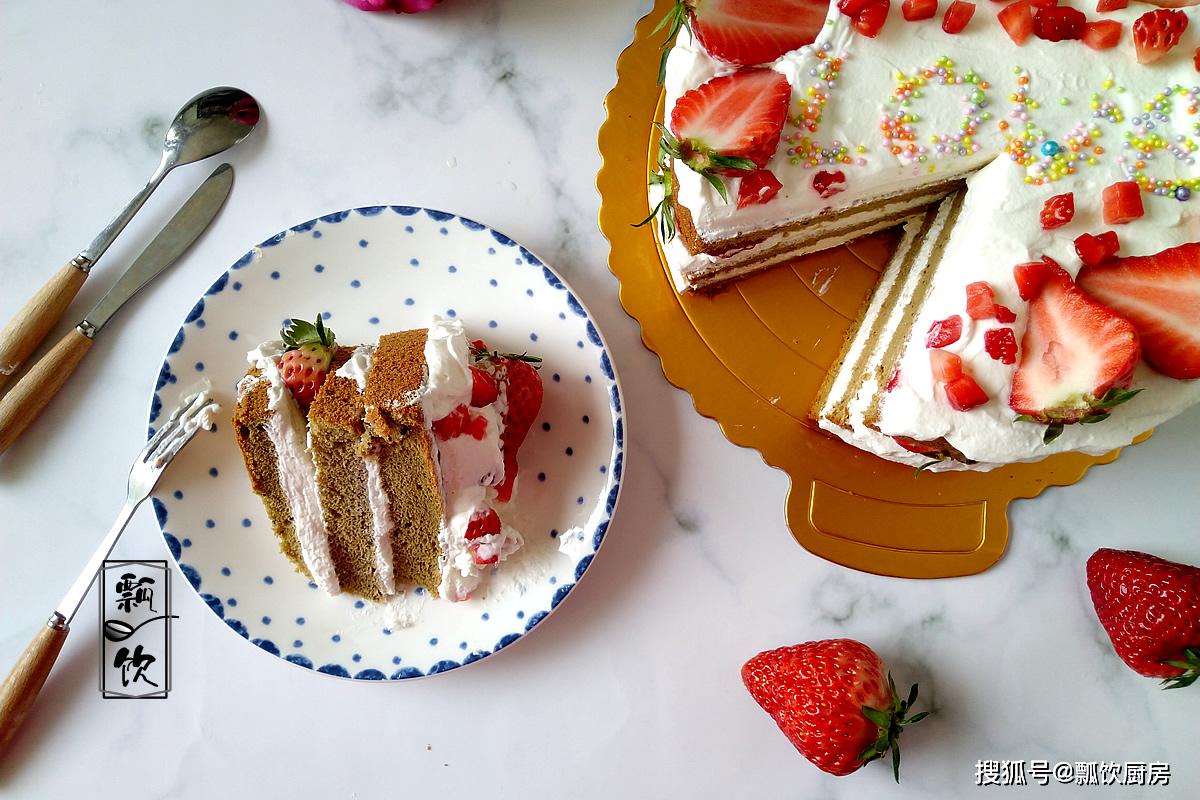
278 316 336 408
471 340 543 503
1086 548 1200 689
741 639 928 781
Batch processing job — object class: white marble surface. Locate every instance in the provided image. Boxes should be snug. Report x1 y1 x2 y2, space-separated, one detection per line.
1 1 1197 797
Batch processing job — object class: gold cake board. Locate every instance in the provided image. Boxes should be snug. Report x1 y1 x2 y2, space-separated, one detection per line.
595 0 1150 578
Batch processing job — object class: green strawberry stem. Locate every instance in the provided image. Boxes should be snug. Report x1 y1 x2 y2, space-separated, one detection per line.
657 126 757 204
859 674 930 783
634 137 678 242
470 344 543 369
281 315 335 351
653 1 693 85
1160 646 1200 690
1014 386 1144 445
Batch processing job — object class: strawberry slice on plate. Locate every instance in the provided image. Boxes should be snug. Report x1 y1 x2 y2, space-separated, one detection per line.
672 0 829 66
838 0 891 37
999 0 1035 44
665 68 791 200
1076 241 1200 379
1133 8 1188 63
942 0 976 32
903 0 939 20
1009 259 1141 441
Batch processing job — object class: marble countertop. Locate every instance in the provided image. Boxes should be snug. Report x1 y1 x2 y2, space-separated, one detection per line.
1 1 1196 797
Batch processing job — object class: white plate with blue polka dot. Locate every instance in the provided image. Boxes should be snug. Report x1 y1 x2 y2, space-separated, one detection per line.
149 206 623 680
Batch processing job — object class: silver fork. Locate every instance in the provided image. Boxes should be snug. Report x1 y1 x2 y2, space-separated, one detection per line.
0 388 219 759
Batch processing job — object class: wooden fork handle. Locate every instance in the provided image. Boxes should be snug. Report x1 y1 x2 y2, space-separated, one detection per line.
0 327 93 455
0 260 89 392
0 616 68 760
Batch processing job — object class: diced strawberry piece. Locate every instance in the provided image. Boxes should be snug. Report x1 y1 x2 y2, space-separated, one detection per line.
1077 241 1200 379
738 169 783 208
998 0 1035 44
1009 265 1140 423
470 366 499 407
966 281 997 320
1083 19 1123 48
432 404 489 441
930 349 964 381
984 328 1019 364
669 69 792 177
812 170 846 199
1040 192 1075 229
945 375 989 411
1029 0 1057 7
1133 9 1188 64
903 0 938 20
1014 256 1059 300
689 0 830 66
926 315 964 348
1034 5 1086 40
1195 45 1200 71
942 0 976 32
464 508 502 540
1074 231 1121 266
838 0 891 37
1096 0 1127 11
1102 181 1144 225
995 305 1017 323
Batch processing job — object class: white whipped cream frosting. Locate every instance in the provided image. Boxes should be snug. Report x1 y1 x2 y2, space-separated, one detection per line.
242 341 341 594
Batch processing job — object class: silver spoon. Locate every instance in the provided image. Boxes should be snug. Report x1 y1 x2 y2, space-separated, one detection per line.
0 87 260 390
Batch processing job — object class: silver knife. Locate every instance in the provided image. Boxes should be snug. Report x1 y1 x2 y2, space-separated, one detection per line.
0 163 234 455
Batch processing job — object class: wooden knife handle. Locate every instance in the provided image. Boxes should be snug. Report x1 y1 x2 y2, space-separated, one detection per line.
0 617 68 760
0 261 89 392
0 328 93 455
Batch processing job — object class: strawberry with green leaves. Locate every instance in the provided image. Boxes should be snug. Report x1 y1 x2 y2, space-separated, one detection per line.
278 316 337 408
470 340 544 503
742 639 929 780
1087 548 1200 689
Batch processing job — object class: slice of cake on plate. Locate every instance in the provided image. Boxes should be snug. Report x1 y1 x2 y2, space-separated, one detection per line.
646 0 1200 469
233 316 541 601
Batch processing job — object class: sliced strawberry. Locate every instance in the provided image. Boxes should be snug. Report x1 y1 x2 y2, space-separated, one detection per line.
666 69 792 199
464 508 502 540
1074 230 1121 266
1133 8 1188 64
1009 262 1140 425
966 281 997 320
903 0 939 20
687 0 829 66
1096 0 1127 10
995 304 1017 323
1195 45 1200 71
1040 192 1075 230
491 355 544 503
1014 256 1058 300
945 375 989 411
1102 181 1144 225
1034 5 1086 40
1077 242 1200 379
984 328 1019 364
999 0 1035 44
470 366 499 407
1083 19 1123 48
930 349 964 381
738 169 783 208
812 170 846 199
838 0 891 37
926 315 964 348
942 0 976 31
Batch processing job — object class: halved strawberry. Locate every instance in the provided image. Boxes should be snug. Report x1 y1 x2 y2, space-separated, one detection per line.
1077 242 1200 379
1083 19 1123 48
1014 256 1059 300
926 315 964 348
737 169 783 208
942 0 976 31
945 375 989 411
984 328 1018 364
1040 192 1075 229
930 349 964 381
1074 230 1121 266
676 0 829 66
903 0 938 20
1096 0 1127 10
1133 8 1188 64
666 69 792 200
1009 262 1140 430
1034 5 1086 40
1102 181 1144 225
999 0 1035 44
838 0 891 37
966 281 997 320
